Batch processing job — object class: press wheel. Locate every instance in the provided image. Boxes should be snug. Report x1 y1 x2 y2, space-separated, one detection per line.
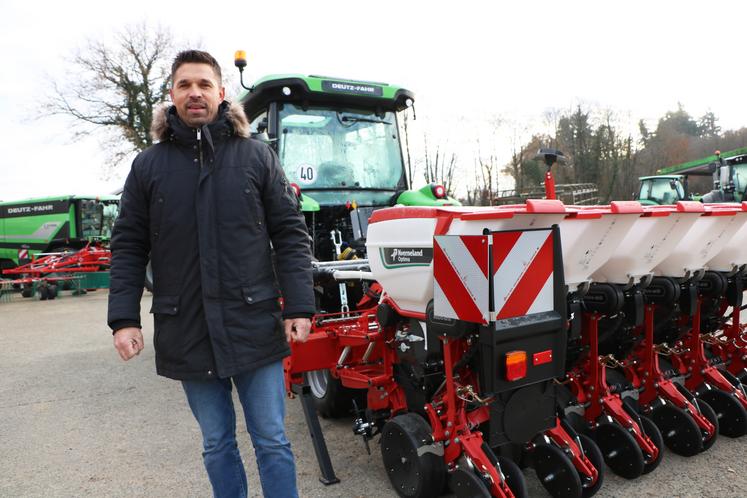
577 434 604 498
448 461 492 498
638 415 664 474
592 421 644 479
381 413 446 498
533 442 582 498
496 455 528 498
650 403 703 456
698 388 747 438
696 399 719 451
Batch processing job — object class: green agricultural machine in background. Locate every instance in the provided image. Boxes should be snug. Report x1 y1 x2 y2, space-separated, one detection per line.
0 195 119 271
637 147 747 205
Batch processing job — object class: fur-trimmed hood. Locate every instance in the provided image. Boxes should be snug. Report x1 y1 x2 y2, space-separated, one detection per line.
150 101 250 142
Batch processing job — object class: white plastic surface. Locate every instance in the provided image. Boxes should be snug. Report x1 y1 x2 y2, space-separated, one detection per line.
557 213 640 290
707 210 747 271
654 212 744 277
366 210 565 315
592 212 701 284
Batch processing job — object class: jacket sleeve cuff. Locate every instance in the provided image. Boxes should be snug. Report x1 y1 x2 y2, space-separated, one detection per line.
281 312 314 320
110 320 142 334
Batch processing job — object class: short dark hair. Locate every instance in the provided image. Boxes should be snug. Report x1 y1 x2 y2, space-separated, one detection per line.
171 50 222 83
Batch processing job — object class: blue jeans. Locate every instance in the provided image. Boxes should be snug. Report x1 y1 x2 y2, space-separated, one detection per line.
181 361 298 498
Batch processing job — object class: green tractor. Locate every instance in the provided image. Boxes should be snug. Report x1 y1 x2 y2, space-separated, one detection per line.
636 175 690 205
233 55 458 263
637 147 747 205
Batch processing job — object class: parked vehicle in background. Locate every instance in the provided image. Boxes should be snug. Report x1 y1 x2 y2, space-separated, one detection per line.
0 195 119 271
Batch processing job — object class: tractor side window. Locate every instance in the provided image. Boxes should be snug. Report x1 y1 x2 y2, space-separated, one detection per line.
249 111 267 134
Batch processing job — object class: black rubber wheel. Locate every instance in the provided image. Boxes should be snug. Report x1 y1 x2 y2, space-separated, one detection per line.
38 286 49 301
696 399 719 451
48 284 57 300
698 388 747 438
578 434 604 498
533 441 582 498
592 421 644 479
497 455 528 498
448 460 491 498
305 369 364 418
381 413 446 498
638 414 664 474
21 286 34 298
650 402 703 456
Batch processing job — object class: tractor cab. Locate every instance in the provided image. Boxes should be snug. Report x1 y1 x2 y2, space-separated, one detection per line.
636 175 688 205
234 56 458 264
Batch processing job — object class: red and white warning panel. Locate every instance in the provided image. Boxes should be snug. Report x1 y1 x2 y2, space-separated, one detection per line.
433 235 489 324
434 228 555 324
492 229 554 320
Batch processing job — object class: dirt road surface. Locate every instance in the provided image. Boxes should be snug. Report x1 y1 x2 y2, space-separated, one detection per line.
1 290 745 497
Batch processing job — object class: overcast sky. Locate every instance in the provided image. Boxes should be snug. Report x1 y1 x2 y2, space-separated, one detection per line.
1 0 745 200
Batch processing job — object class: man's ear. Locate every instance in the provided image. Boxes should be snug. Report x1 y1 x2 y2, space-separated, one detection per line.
219 86 226 101
169 88 174 101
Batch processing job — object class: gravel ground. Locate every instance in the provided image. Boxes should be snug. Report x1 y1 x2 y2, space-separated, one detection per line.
0 289 745 497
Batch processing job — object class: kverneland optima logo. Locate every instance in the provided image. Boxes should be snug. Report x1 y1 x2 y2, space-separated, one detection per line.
382 247 433 267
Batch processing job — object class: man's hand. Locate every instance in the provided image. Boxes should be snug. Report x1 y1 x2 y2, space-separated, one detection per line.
113 327 144 361
284 318 311 343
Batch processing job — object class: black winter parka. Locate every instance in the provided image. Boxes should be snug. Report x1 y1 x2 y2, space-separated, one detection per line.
107 102 315 380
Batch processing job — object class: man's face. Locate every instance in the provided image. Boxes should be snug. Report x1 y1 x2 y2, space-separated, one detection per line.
170 63 225 128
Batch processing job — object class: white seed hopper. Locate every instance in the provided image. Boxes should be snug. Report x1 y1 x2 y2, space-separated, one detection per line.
654 203 746 278
366 200 567 316
705 202 747 272
592 202 704 284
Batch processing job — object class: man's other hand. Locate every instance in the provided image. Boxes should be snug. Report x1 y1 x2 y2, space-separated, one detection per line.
113 327 145 361
284 318 311 343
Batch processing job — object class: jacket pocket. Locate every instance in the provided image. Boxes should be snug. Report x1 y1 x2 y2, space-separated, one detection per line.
149 294 180 315
240 284 280 306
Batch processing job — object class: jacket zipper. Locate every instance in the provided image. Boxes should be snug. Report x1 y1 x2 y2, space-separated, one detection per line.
196 128 203 168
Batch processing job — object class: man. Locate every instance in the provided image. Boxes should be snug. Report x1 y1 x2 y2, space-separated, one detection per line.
107 50 314 498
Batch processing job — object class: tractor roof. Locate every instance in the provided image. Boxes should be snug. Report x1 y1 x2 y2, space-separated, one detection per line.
657 146 747 176
236 74 415 120
638 175 684 181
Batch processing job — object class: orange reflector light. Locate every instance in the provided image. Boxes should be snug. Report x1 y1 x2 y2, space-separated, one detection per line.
505 351 527 381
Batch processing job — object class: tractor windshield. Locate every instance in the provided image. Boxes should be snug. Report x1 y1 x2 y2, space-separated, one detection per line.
77 200 119 239
278 103 404 198
639 178 684 204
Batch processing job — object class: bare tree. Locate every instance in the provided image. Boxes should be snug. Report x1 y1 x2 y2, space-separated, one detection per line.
400 108 417 188
45 23 174 167
423 133 457 195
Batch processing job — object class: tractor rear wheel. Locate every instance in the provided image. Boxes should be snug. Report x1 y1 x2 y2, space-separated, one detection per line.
306 369 364 418
381 413 446 498
144 260 154 292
